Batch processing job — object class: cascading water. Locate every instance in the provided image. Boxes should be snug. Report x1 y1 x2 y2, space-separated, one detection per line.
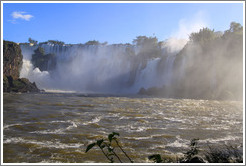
20 39 187 94
20 45 51 89
163 54 176 86
132 58 161 90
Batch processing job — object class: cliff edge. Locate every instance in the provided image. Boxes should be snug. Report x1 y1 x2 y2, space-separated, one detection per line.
3 40 40 93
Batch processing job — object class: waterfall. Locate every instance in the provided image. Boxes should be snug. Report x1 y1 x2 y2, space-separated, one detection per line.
20 40 186 94
20 45 51 89
132 58 161 92
163 54 176 86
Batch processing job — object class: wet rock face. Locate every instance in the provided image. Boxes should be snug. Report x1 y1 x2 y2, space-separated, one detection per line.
3 40 40 93
3 75 40 93
3 40 23 79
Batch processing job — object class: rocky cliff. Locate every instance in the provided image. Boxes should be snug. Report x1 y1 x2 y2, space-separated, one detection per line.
3 40 40 93
3 41 23 79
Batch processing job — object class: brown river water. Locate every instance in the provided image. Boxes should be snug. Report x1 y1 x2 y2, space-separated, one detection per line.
3 93 243 163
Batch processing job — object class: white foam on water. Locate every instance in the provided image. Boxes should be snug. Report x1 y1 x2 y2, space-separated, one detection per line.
91 116 101 123
31 128 65 134
166 140 189 148
130 126 149 132
3 122 33 130
82 116 102 125
4 120 79 135
165 135 190 148
125 136 152 140
119 116 130 120
163 117 186 123
43 89 77 93
3 121 59 132
49 120 67 123
4 137 84 149
203 126 230 130
148 144 166 150
30 120 78 134
114 124 151 133
125 133 172 141
107 113 121 118
66 121 78 130
199 135 242 144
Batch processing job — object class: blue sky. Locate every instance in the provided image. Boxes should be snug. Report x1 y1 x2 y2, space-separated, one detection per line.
3 2 244 44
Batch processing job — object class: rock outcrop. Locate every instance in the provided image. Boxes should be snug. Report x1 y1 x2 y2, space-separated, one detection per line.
3 40 23 79
3 40 40 93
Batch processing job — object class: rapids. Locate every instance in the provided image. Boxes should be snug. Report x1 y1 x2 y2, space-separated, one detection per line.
3 93 243 163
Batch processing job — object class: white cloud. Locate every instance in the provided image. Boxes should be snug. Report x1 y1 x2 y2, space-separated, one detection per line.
172 11 209 39
11 11 33 21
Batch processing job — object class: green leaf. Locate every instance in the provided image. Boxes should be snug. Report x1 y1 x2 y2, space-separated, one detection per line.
85 143 96 153
97 139 104 147
108 147 114 152
108 132 119 142
148 154 163 163
108 134 113 143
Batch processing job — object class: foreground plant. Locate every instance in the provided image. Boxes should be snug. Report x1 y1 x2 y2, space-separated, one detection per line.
85 132 133 163
85 132 243 163
148 138 204 163
205 144 243 163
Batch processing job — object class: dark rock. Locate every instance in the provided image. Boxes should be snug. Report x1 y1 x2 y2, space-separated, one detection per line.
138 86 166 96
31 47 56 71
138 87 147 95
3 75 40 93
3 40 23 79
3 40 40 93
3 75 10 92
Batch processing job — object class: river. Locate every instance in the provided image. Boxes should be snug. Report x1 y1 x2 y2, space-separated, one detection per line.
3 93 243 163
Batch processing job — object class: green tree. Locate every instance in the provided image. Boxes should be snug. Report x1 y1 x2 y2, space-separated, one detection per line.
133 36 158 47
223 22 243 38
132 36 161 60
28 37 38 45
228 22 243 33
85 40 100 45
189 28 216 45
34 47 45 55
47 40 65 45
